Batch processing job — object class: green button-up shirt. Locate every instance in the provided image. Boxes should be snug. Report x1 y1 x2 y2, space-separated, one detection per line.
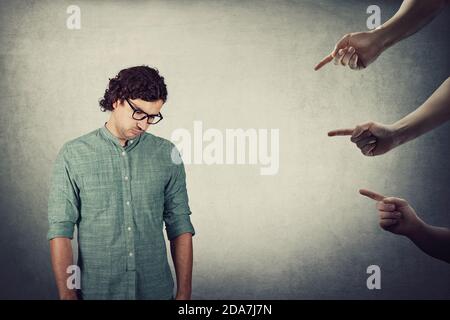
47 125 195 300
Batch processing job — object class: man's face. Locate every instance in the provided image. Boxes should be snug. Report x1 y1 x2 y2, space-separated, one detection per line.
111 98 164 141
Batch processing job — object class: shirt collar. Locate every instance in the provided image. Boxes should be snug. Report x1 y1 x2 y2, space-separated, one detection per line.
99 122 143 151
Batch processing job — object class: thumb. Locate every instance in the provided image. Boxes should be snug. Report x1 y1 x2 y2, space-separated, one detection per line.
383 197 409 209
352 122 373 138
332 34 350 57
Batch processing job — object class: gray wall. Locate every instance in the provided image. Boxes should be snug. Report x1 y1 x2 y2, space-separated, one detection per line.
0 0 449 299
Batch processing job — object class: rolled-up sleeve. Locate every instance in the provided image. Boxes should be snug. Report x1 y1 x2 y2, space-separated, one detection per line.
163 155 195 241
47 144 80 240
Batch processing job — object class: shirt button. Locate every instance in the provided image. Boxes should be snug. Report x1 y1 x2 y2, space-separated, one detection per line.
127 227 131 231
130 140 134 144
126 201 130 206
124 176 129 180
121 151 126 156
129 252 133 257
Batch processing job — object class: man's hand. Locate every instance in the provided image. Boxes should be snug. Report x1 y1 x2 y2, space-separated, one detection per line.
359 189 424 237
360 188 450 263
314 0 449 71
314 31 385 71
328 121 400 156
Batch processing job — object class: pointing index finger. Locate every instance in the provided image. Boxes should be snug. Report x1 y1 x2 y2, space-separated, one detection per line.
359 189 385 201
328 128 354 136
314 54 333 71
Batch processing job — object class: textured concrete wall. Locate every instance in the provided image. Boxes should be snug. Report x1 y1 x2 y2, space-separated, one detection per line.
0 0 449 299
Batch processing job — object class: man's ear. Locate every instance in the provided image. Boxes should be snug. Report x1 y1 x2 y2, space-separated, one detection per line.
112 99 122 110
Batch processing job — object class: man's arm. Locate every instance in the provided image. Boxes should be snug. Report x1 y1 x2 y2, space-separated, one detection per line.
315 0 449 70
47 144 80 299
328 78 450 157
164 146 196 299
393 77 450 145
50 237 78 300
170 232 193 300
360 189 450 264
377 0 449 49
407 224 450 264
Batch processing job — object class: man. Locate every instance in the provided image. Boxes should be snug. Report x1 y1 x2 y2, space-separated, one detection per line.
48 65 195 299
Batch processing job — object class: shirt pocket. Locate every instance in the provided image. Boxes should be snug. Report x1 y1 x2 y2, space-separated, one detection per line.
79 173 119 211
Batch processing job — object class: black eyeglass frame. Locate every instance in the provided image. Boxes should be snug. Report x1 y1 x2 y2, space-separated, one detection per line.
125 98 163 125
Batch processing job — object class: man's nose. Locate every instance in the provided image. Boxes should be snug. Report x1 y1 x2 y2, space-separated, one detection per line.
138 118 150 130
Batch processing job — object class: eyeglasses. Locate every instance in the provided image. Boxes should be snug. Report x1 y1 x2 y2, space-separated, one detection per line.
125 98 163 125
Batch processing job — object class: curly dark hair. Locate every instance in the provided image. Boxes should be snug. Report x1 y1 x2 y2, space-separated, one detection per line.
99 65 168 112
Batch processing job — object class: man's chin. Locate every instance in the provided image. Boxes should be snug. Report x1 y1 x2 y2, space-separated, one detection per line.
129 129 143 137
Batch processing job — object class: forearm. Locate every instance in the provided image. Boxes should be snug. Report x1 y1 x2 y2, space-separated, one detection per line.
407 222 450 263
393 78 450 145
376 0 448 49
170 232 193 299
50 237 78 299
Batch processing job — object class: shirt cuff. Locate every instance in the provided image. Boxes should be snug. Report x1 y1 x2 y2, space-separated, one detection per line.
47 221 75 240
165 216 195 241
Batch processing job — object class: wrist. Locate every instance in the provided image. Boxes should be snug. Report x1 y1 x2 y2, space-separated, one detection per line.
391 120 412 147
404 217 427 240
371 24 395 50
